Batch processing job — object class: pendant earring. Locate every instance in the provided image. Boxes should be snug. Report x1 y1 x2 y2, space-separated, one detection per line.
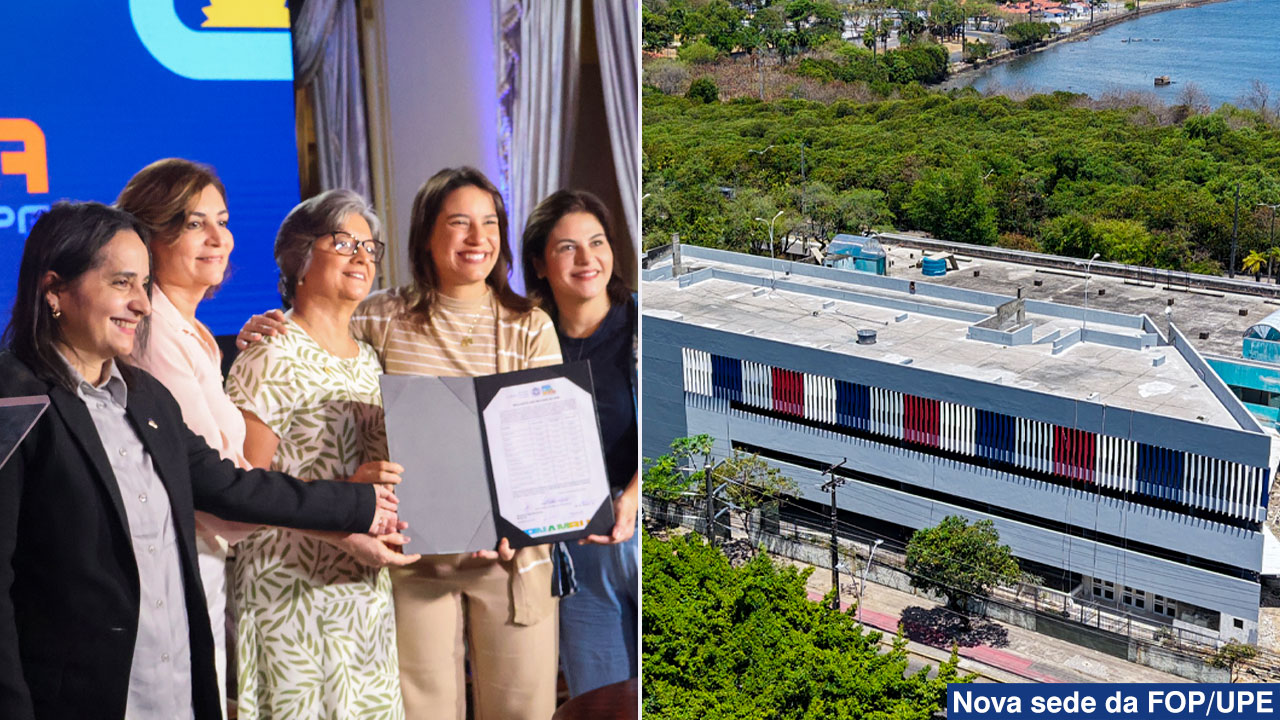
51 307 61 319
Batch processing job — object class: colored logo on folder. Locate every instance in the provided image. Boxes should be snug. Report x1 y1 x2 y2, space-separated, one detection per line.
525 520 585 537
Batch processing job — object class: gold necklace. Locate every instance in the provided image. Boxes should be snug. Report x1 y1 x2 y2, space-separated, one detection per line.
460 312 483 347
457 296 491 347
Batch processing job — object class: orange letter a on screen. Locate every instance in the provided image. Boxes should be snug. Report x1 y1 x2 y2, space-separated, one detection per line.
0 119 49 194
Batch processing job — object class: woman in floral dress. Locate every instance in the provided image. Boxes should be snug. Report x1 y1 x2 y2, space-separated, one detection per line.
226 189 416 719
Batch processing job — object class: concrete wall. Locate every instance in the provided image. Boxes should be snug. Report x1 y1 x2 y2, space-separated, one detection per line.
1025 299 1146 330
643 316 1274 468
968 322 1034 346
641 317 690 460
1129 645 1230 683
1079 328 1159 352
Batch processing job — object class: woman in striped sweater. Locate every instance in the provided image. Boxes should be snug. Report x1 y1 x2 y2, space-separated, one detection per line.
237 167 562 720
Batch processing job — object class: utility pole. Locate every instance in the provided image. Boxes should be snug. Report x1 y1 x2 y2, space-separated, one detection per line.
704 455 716 546
821 459 847 611
1230 184 1240 278
701 457 731 546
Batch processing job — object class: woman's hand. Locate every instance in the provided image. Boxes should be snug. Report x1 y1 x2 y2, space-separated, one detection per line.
340 528 422 568
369 484 399 535
581 476 639 545
472 537 516 562
347 461 403 485
235 309 288 350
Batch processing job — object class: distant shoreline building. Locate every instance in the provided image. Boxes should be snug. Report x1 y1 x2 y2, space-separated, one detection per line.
643 244 1273 643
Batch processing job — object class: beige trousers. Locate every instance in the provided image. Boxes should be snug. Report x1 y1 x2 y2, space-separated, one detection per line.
391 558 558 720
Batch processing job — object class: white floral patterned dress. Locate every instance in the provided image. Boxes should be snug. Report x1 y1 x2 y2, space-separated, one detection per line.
225 318 403 720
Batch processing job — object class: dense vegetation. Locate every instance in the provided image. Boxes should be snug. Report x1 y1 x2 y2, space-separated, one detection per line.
643 88 1280 273
644 531 965 719
795 42 949 90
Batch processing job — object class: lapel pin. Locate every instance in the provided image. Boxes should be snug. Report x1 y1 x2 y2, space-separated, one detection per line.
147 419 158 429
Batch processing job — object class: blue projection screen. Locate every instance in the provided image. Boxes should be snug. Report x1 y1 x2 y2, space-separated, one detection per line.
0 0 301 335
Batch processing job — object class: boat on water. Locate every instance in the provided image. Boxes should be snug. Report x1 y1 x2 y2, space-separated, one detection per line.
1154 75 1171 86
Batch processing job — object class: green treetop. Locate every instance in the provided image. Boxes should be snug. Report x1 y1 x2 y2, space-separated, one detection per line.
905 515 1022 614
644 531 968 719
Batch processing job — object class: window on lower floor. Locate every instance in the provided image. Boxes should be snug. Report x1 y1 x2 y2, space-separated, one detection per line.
1123 586 1146 610
1092 579 1115 601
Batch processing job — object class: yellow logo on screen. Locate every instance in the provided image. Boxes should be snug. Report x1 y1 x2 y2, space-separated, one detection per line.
130 0 292 80
200 0 288 28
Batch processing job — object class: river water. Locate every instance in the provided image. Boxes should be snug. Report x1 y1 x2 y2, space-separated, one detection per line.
959 0 1280 107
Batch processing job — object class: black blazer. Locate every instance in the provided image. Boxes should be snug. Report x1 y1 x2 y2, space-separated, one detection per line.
0 352 378 720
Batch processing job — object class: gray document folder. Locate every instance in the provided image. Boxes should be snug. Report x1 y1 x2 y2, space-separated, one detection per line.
381 374 497 555
380 363 613 555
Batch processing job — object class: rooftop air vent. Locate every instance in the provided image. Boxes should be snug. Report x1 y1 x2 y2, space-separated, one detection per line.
856 329 877 345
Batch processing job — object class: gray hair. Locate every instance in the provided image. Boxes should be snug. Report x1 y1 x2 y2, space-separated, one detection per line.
274 188 382 308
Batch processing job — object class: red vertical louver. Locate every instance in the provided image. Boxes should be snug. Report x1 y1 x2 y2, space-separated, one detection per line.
770 368 803 416
771 367 786 414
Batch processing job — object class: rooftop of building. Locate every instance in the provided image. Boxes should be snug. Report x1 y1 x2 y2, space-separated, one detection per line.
644 243 1259 432
871 233 1279 362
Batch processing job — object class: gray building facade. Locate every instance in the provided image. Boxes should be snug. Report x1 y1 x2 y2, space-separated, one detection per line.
644 246 1274 643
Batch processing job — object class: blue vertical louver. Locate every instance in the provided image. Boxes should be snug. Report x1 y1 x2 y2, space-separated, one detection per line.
710 354 742 403
1137 444 1155 499
975 409 1014 464
835 380 870 432
1136 443 1184 504
999 413 1015 464
1168 448 1184 505
976 409 989 462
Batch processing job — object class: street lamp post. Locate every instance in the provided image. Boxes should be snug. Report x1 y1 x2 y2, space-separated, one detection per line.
1083 252 1100 332
858 539 883 625
755 210 785 288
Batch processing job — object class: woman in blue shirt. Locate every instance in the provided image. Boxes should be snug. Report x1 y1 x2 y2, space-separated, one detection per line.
520 190 637 698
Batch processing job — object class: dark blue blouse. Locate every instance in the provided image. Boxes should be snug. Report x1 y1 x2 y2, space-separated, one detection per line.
558 298 637 492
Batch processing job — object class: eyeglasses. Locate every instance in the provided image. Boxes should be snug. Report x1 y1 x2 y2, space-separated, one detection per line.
318 231 386 262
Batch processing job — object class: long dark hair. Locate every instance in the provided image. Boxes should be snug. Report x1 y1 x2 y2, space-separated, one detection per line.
404 166 531 319
3 202 150 391
520 189 631 320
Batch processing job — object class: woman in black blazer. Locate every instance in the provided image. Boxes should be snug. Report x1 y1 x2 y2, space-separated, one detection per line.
0 202 400 720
